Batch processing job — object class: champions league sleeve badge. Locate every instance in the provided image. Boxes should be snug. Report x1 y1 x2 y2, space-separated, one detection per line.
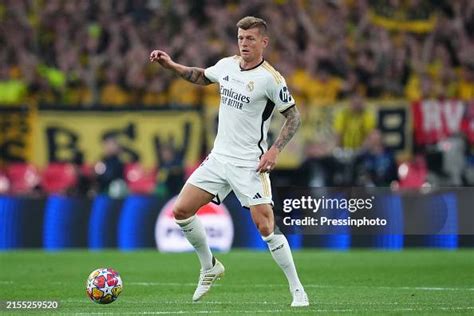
279 86 293 103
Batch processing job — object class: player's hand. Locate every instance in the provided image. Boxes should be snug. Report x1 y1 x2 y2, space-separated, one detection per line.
149 50 174 69
257 146 279 173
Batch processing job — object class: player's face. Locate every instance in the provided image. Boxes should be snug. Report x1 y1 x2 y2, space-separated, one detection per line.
238 28 268 63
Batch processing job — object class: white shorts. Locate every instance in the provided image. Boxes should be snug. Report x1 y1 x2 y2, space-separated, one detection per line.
186 154 273 208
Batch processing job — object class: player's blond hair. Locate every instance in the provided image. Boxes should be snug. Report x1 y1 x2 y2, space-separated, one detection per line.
236 16 267 35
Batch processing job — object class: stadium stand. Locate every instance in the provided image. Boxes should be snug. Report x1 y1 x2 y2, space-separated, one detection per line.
41 163 79 194
5 163 41 195
0 0 473 107
124 163 157 194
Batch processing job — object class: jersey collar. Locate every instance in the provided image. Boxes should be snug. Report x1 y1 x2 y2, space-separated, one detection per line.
240 58 265 71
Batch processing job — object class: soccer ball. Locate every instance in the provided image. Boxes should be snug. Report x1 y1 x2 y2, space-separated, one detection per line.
86 268 123 304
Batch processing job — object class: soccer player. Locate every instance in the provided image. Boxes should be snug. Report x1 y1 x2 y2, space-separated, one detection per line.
150 16 309 307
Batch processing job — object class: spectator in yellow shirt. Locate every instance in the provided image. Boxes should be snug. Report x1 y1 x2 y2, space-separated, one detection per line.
333 92 376 149
405 72 439 101
202 84 220 108
167 78 200 106
458 65 474 101
142 77 169 106
288 65 314 107
0 65 27 106
100 68 130 106
307 64 343 107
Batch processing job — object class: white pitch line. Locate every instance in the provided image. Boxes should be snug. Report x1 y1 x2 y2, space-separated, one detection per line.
130 282 195 286
128 282 474 291
304 284 474 291
70 310 340 315
67 306 474 315
71 311 305 315
58 299 469 306
17 280 474 292
357 285 474 291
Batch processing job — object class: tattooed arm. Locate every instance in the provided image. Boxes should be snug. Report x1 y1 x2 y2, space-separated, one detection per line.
272 106 302 152
149 49 212 85
256 106 301 173
178 67 212 85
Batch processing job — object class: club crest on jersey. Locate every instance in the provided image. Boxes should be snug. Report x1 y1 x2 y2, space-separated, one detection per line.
246 81 254 92
279 86 293 103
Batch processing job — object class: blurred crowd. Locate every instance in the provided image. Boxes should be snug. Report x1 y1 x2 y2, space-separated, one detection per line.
0 135 187 198
1 0 474 107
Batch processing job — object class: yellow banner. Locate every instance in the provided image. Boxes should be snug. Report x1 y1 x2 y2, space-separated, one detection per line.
368 10 436 34
32 109 202 168
0 107 34 166
3 103 410 170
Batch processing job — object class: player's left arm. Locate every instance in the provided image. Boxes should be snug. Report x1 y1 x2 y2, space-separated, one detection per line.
257 106 301 173
273 106 301 152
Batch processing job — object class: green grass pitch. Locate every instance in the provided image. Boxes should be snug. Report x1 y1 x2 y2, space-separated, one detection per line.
0 250 473 315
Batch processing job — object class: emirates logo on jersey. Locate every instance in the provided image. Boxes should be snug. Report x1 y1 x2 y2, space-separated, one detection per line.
220 85 250 110
246 81 254 92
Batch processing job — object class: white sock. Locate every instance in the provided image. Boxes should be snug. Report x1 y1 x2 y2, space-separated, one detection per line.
263 233 303 292
175 215 213 270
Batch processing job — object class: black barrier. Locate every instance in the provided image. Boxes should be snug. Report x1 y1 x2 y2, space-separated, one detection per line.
298 192 351 250
274 187 474 249
117 195 162 250
88 195 123 249
372 194 403 249
43 195 91 250
1 190 474 250
402 192 458 248
0 197 45 249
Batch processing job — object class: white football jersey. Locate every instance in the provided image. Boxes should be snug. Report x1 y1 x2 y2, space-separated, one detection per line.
204 56 295 167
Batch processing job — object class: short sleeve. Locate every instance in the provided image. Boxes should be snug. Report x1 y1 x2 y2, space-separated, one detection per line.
204 58 226 83
266 76 296 113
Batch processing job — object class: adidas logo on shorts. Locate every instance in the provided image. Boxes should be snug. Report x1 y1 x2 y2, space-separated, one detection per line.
252 193 262 199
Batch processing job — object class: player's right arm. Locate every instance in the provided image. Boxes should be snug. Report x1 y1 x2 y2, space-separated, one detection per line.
149 50 212 86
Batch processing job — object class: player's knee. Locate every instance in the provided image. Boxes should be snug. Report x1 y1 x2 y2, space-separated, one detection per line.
173 203 192 220
256 221 273 237
260 225 273 237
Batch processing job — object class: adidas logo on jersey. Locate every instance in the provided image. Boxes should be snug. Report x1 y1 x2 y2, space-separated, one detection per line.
223 75 229 81
253 193 262 199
